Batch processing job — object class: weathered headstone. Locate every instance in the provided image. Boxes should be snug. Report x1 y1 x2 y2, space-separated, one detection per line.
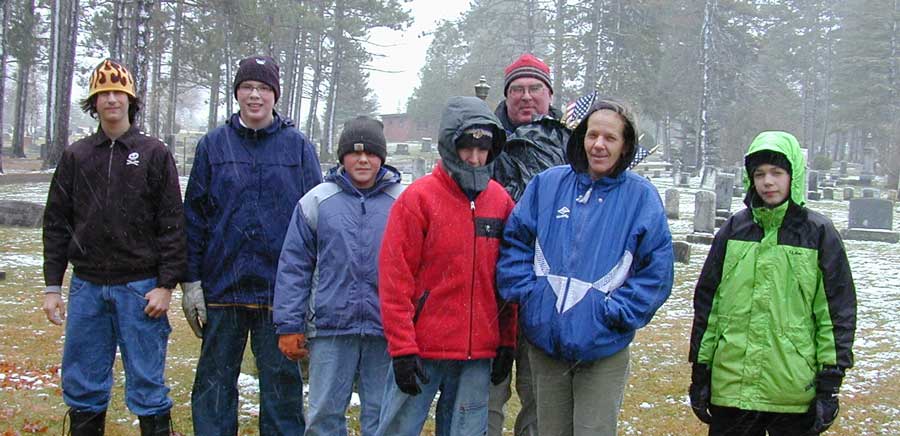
808 171 819 193
678 172 691 187
887 190 898 202
412 158 427 180
862 188 878 198
665 189 680 220
822 188 834 200
0 200 43 228
843 187 854 201
420 138 433 153
808 191 821 201
673 241 691 264
395 143 409 155
687 190 716 244
733 186 744 198
715 173 735 212
842 198 899 243
0 271 5 281
839 161 848 177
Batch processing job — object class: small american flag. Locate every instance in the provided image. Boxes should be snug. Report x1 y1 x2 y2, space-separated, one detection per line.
629 144 658 169
563 91 597 130
564 91 658 169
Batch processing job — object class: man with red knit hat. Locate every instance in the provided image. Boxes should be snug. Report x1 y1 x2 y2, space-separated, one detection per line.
487 53 570 436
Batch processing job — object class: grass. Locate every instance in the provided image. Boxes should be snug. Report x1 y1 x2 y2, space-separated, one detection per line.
1 180 898 434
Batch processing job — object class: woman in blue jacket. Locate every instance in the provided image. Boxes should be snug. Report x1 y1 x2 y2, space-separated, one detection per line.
497 98 674 436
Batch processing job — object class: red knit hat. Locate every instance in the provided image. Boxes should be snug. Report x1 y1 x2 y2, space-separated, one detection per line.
504 54 553 96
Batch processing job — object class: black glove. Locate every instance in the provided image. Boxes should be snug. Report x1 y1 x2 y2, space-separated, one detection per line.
491 347 515 385
689 363 713 424
810 366 843 433
393 355 429 396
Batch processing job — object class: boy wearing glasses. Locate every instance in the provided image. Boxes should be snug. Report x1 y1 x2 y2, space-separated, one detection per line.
182 55 323 435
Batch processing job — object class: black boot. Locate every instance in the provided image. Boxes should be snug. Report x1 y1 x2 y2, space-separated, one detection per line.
138 412 171 436
67 409 106 436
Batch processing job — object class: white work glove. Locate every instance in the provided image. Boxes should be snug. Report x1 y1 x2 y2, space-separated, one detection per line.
180 281 206 338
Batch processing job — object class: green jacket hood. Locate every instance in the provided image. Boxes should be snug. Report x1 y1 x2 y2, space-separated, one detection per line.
743 131 806 207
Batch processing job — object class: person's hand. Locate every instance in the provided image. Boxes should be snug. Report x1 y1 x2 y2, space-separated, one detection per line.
144 287 172 318
491 347 515 385
689 363 713 424
393 355 429 395
278 333 308 361
811 366 843 433
180 281 206 337
42 293 66 325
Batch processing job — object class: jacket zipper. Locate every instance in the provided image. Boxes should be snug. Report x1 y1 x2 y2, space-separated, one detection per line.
468 200 476 360
105 140 116 276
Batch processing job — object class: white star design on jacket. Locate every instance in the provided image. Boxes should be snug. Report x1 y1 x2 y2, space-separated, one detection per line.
533 239 633 313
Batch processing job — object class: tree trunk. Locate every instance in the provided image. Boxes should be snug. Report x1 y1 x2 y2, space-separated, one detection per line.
12 62 31 158
293 31 308 126
552 0 565 108
44 0 78 169
223 12 234 116
0 2 7 173
697 0 713 172
322 0 344 163
584 0 604 93
111 0 126 60
306 33 325 143
165 0 183 140
129 0 154 129
149 28 163 138
207 63 221 130
45 0 60 162
281 21 302 118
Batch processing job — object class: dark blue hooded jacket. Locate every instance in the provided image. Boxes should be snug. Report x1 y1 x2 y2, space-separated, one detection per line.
184 112 323 306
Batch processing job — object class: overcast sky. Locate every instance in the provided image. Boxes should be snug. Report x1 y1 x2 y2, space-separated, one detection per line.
366 0 472 114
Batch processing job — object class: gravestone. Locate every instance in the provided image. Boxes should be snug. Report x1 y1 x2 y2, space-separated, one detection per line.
715 173 735 213
842 198 898 243
687 190 716 244
808 191 822 201
420 139 433 153
673 241 691 264
665 189 680 220
733 186 744 198
862 188 878 198
0 200 43 227
843 187 854 201
822 188 834 200
0 271 5 281
839 161 848 177
412 158 427 180
678 172 691 187
395 143 409 155
888 190 898 202
808 171 819 193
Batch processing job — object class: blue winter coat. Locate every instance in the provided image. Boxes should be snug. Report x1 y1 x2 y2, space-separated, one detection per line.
184 112 323 306
273 165 404 337
497 167 674 362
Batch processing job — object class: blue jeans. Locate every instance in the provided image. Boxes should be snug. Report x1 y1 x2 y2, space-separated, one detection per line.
375 359 490 436
191 306 304 436
306 335 391 436
62 275 172 415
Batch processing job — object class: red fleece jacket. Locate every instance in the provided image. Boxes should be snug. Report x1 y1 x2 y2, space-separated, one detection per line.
379 163 517 360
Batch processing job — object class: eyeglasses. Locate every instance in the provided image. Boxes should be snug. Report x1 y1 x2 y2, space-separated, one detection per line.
238 83 274 95
508 83 545 97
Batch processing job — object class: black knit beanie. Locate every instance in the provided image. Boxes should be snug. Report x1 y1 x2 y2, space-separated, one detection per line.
233 55 281 102
456 126 494 151
745 150 792 178
337 116 387 163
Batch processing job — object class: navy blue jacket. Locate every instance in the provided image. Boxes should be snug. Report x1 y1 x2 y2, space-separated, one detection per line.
184 112 322 306
273 165 404 336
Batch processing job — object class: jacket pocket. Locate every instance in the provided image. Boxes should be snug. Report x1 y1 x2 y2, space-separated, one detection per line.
413 289 431 324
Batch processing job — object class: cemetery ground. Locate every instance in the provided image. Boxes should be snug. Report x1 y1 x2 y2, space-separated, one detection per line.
2 158 900 434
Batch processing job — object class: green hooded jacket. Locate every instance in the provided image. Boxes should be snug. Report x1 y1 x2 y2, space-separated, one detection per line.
689 131 856 413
